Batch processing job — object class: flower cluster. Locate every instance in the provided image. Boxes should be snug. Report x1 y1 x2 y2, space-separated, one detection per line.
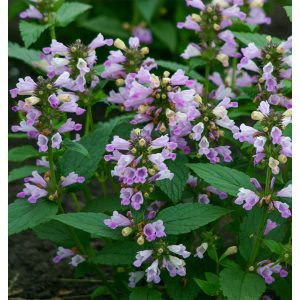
53 246 85 267
256 260 288 284
17 171 85 203
234 177 291 218
178 0 245 65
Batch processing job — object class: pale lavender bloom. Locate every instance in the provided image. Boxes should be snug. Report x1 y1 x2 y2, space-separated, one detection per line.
186 0 205 9
187 174 198 188
272 201 291 218
146 259 161 283
58 118 82 133
152 220 166 238
61 172 85 187
70 254 85 267
194 242 208 259
104 211 132 229
53 247 74 264
168 244 191 258
165 256 187 277
241 43 261 59
37 134 49 152
277 184 292 198
181 43 201 59
192 122 204 141
170 70 189 86
132 26 152 44
235 188 259 210
144 200 165 220
88 33 113 49
133 250 153 267
20 5 43 20
206 186 228 199
128 271 145 288
271 127 282 144
131 192 144 210
237 57 259 72
257 261 288 284
17 183 48 203
198 194 210 204
143 223 156 241
264 219 278 236
36 157 49 168
51 133 62 149
246 7 271 25
254 136 266 153
120 188 133 205
177 15 201 32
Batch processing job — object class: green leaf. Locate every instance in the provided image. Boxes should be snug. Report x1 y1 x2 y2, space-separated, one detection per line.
91 287 109 298
93 241 140 265
135 0 160 23
8 165 48 183
283 123 292 138
187 163 254 196
219 267 266 300
9 199 58 236
130 287 163 300
156 203 229 235
284 6 292 22
19 21 49 48
151 21 177 52
156 60 204 82
8 145 39 162
263 239 284 255
63 139 90 158
164 275 199 300
83 197 126 214
156 154 189 203
33 220 89 248
56 2 91 27
79 16 129 39
51 212 122 239
272 274 292 300
8 42 41 67
194 278 218 296
59 116 131 181
232 32 282 48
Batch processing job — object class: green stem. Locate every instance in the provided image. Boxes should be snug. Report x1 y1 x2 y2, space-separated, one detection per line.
49 25 56 40
230 57 237 90
71 193 81 212
204 62 211 101
48 146 57 191
83 185 93 203
95 268 118 300
248 168 271 267
84 108 90 135
84 104 94 135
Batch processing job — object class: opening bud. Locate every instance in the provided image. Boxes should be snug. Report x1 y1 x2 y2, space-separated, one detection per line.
166 108 175 119
162 77 171 85
157 247 164 255
58 94 71 102
251 111 264 121
122 227 133 237
278 154 287 164
250 0 264 8
283 108 292 117
148 168 156 176
116 78 124 86
138 105 148 114
159 123 167 133
134 128 141 135
114 38 127 50
140 47 149 55
138 138 146 147
216 53 229 67
277 45 284 54
191 13 201 22
194 94 202 104
137 235 145 245
25 96 40 106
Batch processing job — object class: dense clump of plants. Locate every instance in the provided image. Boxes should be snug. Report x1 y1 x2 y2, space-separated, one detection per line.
8 0 292 299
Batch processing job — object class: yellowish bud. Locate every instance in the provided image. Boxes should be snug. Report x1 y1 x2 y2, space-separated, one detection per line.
213 23 221 31
283 108 292 117
207 6 213 13
162 77 171 85
134 128 141 135
160 123 167 133
114 38 127 50
249 266 255 272
163 71 170 77
278 154 287 164
140 47 149 55
58 93 71 102
250 0 264 8
137 235 145 245
251 111 264 121
46 83 53 89
203 116 209 122
25 96 40 106
148 168 156 176
131 148 137 154
263 127 269 132
194 94 202 104
116 78 125 86
277 45 284 54
223 246 238 257
138 105 148 114
122 227 133 237
266 35 272 43
161 93 167 99
144 192 149 198
138 138 146 147
191 13 201 22
157 247 164 255
216 53 229 67
166 108 175 119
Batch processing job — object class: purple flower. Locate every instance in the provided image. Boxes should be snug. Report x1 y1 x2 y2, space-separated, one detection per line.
168 244 191 258
264 219 278 236
146 259 161 283
235 188 260 210
194 243 208 259
257 261 288 284
104 211 132 229
198 194 210 204
131 192 144 210
37 134 49 152
272 201 291 218
133 250 153 267
51 133 62 149
132 26 152 44
70 254 85 267
53 247 74 264
128 271 145 288
61 172 85 187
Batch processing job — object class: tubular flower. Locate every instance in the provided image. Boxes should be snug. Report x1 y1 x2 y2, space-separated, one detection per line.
256 260 288 284
53 246 85 267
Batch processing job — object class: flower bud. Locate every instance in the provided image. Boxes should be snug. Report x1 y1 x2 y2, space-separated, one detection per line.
251 111 264 121
266 35 272 43
159 123 167 133
216 53 229 67
116 78 125 86
207 6 213 13
263 127 269 132
248 266 255 272
114 38 127 50
213 106 227 118
191 13 201 22
140 47 149 55
163 71 170 77
277 45 284 54
203 116 209 122
122 22 130 30
144 192 149 198
194 94 202 104
166 108 175 119
25 96 40 106
283 108 292 117
133 128 141 135
131 147 137 154
138 138 146 147
278 154 287 164
157 247 164 255
148 168 156 176
223 246 238 257
218 130 224 137
58 93 71 102
137 235 145 245
250 0 264 8
162 77 171 85
122 227 133 237
138 105 148 114
213 23 221 31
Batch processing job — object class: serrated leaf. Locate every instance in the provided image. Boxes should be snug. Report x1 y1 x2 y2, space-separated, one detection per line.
156 154 189 203
9 199 58 236
156 60 204 82
79 16 129 38
63 138 90 158
151 21 177 52
164 275 199 300
56 2 91 27
33 220 89 248
194 279 218 296
219 267 266 300
59 116 132 181
135 0 160 23
19 21 49 48
51 212 122 239
156 203 229 235
130 287 163 300
8 145 40 162
187 163 254 196
83 197 125 214
233 32 282 48
263 239 284 255
284 6 292 22
8 165 48 183
93 241 139 265
283 123 292 138
8 42 40 67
